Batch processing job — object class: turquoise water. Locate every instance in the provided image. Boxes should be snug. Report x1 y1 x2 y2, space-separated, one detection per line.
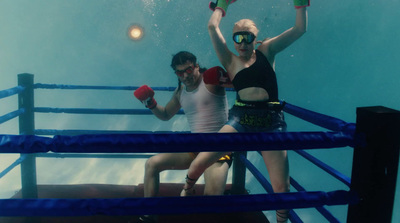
0 0 399 222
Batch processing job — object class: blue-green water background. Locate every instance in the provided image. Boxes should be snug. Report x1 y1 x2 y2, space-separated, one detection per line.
0 0 399 222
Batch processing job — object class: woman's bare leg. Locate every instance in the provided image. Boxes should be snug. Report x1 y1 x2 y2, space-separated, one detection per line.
203 161 230 195
181 125 237 196
261 150 290 223
144 153 193 197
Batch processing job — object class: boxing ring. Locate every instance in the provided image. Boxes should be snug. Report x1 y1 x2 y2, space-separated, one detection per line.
0 73 399 222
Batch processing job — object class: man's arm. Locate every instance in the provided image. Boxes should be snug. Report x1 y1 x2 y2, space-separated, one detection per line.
134 85 181 121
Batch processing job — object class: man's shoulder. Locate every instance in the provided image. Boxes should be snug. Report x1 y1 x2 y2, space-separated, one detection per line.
173 86 183 98
204 83 226 96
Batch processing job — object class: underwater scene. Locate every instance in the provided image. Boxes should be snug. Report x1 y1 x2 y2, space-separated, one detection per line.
1 0 399 222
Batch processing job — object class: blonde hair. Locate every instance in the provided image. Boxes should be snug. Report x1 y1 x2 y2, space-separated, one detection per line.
233 19 259 36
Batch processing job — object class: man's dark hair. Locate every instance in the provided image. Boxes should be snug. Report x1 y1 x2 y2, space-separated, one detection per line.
171 51 197 70
171 51 207 90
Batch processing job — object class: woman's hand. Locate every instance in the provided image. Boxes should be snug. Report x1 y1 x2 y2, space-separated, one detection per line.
208 0 237 17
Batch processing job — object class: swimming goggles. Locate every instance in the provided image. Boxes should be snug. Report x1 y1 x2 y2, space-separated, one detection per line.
175 65 194 77
233 32 256 44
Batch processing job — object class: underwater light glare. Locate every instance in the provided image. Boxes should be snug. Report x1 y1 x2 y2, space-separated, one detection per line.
128 24 144 41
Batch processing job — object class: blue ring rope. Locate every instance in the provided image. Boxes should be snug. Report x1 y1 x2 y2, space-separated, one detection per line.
0 86 24 99
0 154 27 179
35 153 153 159
34 83 176 91
32 103 354 134
239 154 273 193
0 190 358 217
0 83 363 221
34 129 189 135
290 177 341 223
294 150 351 187
238 154 304 223
0 109 24 125
283 102 355 133
33 83 236 92
241 154 341 222
0 131 355 153
256 149 349 191
34 107 184 115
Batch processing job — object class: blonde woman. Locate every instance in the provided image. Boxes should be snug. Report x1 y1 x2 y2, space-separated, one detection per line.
181 1 309 222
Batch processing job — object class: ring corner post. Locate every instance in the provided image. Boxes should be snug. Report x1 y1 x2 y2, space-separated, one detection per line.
231 151 247 195
347 106 400 223
18 73 38 199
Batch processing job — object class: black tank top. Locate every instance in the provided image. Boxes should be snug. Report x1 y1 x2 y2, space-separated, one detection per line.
232 50 278 101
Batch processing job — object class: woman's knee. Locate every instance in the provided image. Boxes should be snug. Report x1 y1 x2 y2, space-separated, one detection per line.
145 156 162 173
189 159 205 172
188 158 213 176
272 179 290 193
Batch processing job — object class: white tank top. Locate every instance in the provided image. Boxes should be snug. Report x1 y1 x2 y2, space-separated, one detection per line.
179 79 228 133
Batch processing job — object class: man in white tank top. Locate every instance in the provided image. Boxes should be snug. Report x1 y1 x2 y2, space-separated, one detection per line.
134 51 231 223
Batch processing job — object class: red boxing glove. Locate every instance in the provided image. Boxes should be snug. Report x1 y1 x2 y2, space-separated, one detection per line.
133 85 157 109
203 66 232 86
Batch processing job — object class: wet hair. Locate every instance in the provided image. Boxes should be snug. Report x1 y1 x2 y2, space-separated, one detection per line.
233 19 259 36
171 51 196 70
170 51 207 90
